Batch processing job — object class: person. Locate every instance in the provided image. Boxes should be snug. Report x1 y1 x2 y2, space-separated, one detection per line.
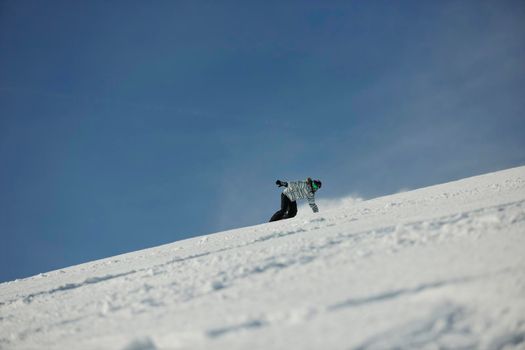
269 177 322 222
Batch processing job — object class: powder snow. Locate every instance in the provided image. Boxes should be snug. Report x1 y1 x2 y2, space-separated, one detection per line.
1 166 525 349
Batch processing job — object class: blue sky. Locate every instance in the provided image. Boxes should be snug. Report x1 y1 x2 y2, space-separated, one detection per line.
1 0 524 282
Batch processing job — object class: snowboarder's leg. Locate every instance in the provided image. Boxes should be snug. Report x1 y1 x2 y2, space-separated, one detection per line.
270 210 284 222
270 193 291 222
286 200 298 218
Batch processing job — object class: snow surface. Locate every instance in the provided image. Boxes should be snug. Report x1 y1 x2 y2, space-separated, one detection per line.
1 166 525 350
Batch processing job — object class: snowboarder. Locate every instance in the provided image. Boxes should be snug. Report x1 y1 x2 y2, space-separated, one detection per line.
269 178 322 222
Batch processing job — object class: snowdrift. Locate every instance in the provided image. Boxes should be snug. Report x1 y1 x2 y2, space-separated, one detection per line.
1 166 525 350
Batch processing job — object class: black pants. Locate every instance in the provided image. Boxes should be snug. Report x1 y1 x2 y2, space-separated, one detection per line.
270 193 298 222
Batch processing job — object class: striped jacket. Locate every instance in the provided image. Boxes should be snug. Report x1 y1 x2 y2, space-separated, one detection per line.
283 180 319 213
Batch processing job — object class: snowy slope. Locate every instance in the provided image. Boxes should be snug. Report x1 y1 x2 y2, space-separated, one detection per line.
1 166 525 350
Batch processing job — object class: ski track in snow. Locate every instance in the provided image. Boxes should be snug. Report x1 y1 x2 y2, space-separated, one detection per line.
1 166 525 349
4 200 523 309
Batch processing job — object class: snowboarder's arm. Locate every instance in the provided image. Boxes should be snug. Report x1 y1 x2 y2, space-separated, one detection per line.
308 196 319 213
276 180 288 187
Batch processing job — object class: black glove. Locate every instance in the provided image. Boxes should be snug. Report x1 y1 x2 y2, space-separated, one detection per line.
276 180 288 187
